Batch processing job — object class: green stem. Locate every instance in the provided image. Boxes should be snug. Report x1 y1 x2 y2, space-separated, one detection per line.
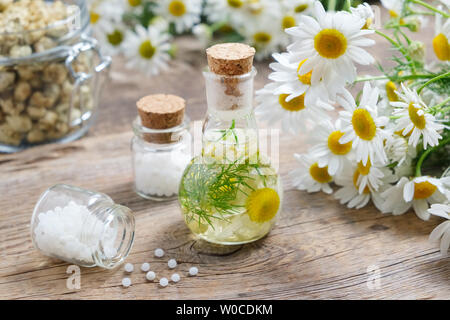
417 71 450 94
409 0 450 18
355 74 436 83
415 136 450 177
375 30 411 62
429 97 450 115
328 0 337 11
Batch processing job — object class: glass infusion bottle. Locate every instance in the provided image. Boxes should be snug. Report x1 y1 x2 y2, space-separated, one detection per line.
179 43 282 245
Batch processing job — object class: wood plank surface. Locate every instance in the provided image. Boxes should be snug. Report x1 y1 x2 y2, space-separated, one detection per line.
0 7 449 300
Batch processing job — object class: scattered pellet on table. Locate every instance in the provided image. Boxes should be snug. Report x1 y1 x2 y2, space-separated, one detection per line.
141 262 150 272
171 273 180 283
189 267 198 276
154 248 164 257
122 277 131 288
124 263 134 273
146 271 156 281
168 259 177 269
159 277 169 287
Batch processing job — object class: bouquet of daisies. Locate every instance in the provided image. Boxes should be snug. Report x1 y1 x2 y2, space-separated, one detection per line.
256 0 450 255
87 0 360 76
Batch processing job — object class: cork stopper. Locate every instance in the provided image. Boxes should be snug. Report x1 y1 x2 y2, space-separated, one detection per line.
136 94 185 143
206 43 255 76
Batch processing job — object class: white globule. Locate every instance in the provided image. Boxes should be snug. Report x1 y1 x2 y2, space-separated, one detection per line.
124 263 134 273
171 273 180 282
154 248 164 257
159 277 169 287
33 201 117 264
141 262 150 272
122 277 131 288
146 271 156 281
134 148 191 198
168 259 177 269
189 267 198 276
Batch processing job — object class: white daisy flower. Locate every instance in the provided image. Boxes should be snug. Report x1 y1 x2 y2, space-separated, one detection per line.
350 3 375 29
384 132 417 166
382 176 450 220
391 83 444 148
268 51 343 106
428 203 450 256
89 0 125 33
286 1 375 86
433 8 450 61
334 165 388 211
122 25 171 77
203 0 247 25
291 153 333 194
375 79 401 117
337 82 389 166
380 0 404 18
255 82 332 134
308 120 353 176
154 0 202 34
281 0 315 17
242 16 285 60
96 22 127 56
354 158 397 194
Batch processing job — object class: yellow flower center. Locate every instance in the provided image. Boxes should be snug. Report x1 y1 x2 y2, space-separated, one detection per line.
90 11 100 24
389 10 398 18
413 181 437 199
297 59 312 85
294 4 308 13
385 81 399 102
282 16 296 29
227 0 243 8
168 0 186 17
107 30 124 46
309 162 332 183
432 33 450 61
351 109 376 140
314 29 347 59
139 40 156 59
327 130 352 155
253 32 271 44
278 94 305 112
408 103 426 130
363 18 373 30
357 159 371 175
128 0 141 7
246 188 280 223
353 170 370 194
248 0 263 15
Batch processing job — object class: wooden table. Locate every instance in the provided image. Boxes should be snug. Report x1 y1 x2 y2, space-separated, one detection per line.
0 13 448 299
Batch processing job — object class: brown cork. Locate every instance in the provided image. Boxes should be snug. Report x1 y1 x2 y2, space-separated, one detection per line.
206 43 255 76
136 94 185 143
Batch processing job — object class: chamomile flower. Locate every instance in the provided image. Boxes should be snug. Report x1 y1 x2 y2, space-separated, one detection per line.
433 10 450 61
255 82 332 134
308 120 352 176
350 3 375 29
354 158 397 194
89 0 125 33
154 0 202 34
391 83 444 148
382 176 449 220
203 0 247 25
291 153 333 194
267 51 344 105
380 0 404 19
243 17 285 60
337 82 389 166
286 1 375 86
122 25 171 77
334 165 388 211
96 22 127 56
282 0 315 17
429 203 450 256
384 133 417 166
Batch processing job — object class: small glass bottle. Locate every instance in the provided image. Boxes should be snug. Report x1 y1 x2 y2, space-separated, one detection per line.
30 184 135 269
131 94 191 201
179 43 282 245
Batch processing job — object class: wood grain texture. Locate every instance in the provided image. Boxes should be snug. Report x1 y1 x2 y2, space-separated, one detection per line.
0 8 449 300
